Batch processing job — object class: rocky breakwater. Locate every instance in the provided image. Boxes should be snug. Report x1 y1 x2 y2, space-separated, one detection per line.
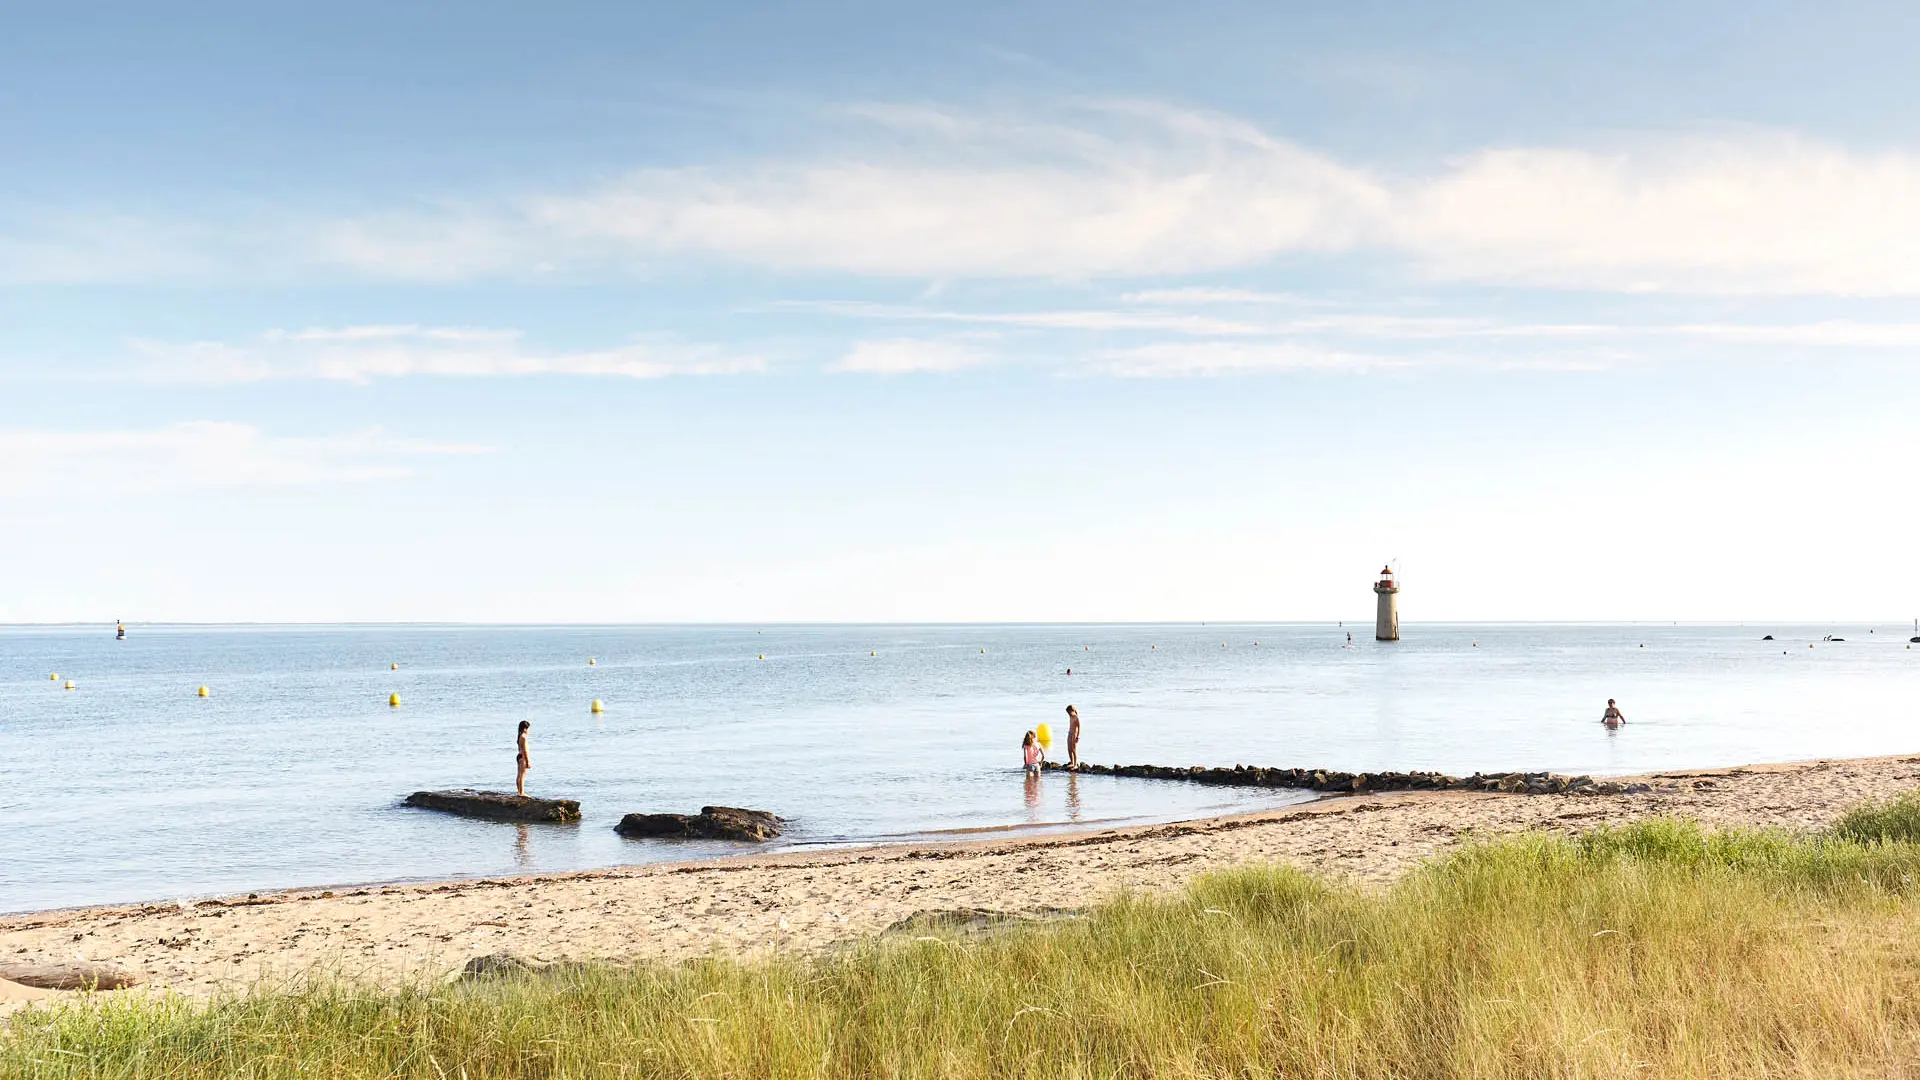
404 789 582 823
616 806 785 841
1043 762 1645 797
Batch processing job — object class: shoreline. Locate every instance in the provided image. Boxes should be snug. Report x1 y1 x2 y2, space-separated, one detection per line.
5 751 1918 1006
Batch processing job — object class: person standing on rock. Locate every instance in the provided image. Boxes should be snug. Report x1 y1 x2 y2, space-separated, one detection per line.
1065 705 1082 769
516 720 532 796
1601 699 1626 729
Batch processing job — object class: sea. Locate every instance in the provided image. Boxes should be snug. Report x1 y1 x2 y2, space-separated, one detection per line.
3 622 1917 914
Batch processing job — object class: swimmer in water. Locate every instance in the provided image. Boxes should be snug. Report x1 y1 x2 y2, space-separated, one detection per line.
1601 699 1626 728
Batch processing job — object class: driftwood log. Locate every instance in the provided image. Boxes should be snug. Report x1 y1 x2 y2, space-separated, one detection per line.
616 806 784 841
404 789 581 823
1043 761 1644 796
0 960 142 991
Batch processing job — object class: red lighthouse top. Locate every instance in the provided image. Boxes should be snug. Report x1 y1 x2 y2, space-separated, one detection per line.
1375 565 1398 591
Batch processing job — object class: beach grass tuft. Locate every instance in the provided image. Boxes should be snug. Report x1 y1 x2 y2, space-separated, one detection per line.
9 817 1920 1078
1834 789 1920 845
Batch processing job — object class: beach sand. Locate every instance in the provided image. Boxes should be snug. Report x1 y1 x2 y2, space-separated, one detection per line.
5 752 1917 1010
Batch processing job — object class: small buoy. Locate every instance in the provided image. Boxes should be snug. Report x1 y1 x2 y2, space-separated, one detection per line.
64 680 76 690
870 651 875 656
1639 644 1645 648
590 699 604 714
390 662 398 670
49 672 58 680
980 648 985 654
588 658 596 665
197 686 209 697
758 654 764 660
389 692 401 707
1036 723 1052 749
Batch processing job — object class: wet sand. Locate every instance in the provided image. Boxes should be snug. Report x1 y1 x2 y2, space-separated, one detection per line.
5 752 1917 1009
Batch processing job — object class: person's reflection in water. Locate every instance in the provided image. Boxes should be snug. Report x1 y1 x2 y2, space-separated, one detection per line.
513 824 533 868
1023 770 1042 819
1065 772 1082 822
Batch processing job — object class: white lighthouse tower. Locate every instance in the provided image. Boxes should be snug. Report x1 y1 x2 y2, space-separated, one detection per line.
1372 564 1400 641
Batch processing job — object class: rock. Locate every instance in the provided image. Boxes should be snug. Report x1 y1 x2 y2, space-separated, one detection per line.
456 953 590 982
461 953 542 979
404 789 581 823
616 806 784 841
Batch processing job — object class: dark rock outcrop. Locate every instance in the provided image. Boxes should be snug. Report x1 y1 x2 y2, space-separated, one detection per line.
1042 761 1622 797
404 789 581 823
615 805 784 841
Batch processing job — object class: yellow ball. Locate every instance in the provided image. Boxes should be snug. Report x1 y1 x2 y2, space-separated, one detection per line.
389 692 402 707
1036 723 1053 749
49 672 58 680
390 662 398 670
197 686 209 697
588 658 596 665
64 680 76 690
590 699 604 714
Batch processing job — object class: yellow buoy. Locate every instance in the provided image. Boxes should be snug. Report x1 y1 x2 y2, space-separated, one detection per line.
64 680 76 690
588 658 596 665
390 662 398 670
197 686 209 697
1036 723 1052 749
389 692 401 707
980 648 985 654
870 651 875 656
758 654 765 660
590 699 604 714
49 672 58 680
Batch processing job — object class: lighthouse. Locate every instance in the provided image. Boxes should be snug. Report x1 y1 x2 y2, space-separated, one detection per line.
1372 565 1400 641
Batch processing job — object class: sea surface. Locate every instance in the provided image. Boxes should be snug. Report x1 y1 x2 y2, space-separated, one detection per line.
3 622 1917 913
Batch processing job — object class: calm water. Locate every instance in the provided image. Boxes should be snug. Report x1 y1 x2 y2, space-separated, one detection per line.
3 622 1917 913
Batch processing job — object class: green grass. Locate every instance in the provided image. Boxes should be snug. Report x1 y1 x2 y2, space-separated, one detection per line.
1834 789 1920 845
8 817 1920 1078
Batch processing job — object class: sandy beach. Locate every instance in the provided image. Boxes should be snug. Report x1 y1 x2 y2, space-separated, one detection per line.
5 752 1918 1009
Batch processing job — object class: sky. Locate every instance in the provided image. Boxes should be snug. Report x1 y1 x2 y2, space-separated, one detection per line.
3 1 1919 623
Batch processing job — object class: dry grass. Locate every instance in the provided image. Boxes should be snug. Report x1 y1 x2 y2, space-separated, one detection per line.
8 814 1920 1078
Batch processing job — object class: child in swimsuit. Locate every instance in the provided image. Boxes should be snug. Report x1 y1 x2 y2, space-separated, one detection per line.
1022 730 1043 776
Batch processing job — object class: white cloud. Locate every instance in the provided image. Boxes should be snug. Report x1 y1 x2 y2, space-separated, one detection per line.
1391 134 1920 294
830 339 992 374
129 326 765 384
779 299 1265 335
1091 341 1404 377
12 106 1920 295
302 112 1920 295
0 421 488 497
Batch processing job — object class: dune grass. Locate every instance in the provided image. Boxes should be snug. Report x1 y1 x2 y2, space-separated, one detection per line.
8 816 1920 1078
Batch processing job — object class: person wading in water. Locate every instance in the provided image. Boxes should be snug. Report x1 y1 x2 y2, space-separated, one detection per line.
516 720 533 796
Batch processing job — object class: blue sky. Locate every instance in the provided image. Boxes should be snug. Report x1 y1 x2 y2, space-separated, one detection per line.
4 1 1918 622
